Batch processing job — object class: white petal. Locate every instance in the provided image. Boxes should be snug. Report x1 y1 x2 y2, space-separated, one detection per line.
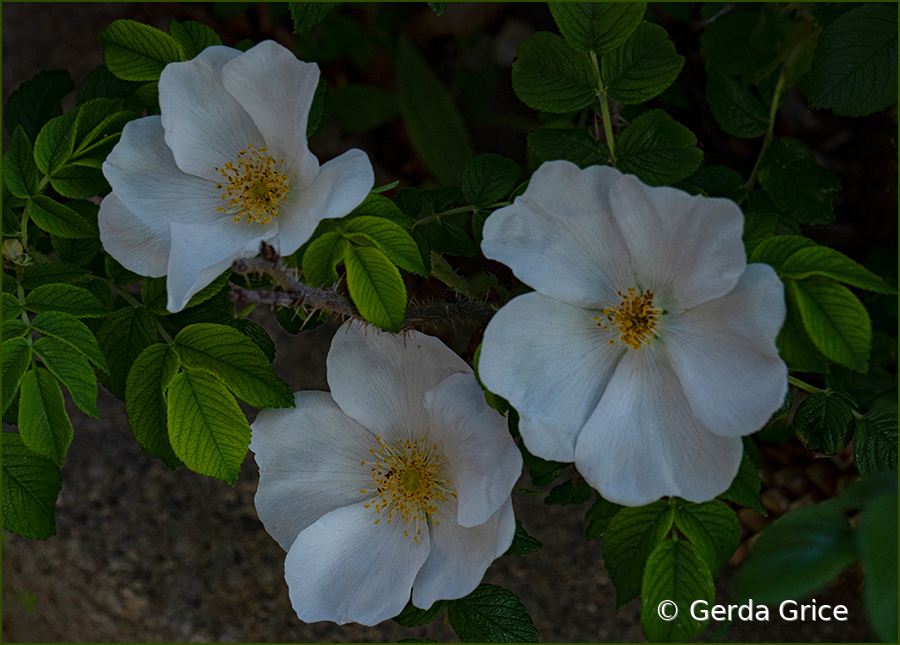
275 148 374 255
165 218 275 311
159 46 263 181
221 40 320 184
250 391 377 552
478 291 622 462
609 174 746 311
481 160 634 308
102 116 223 228
663 263 788 437
327 322 471 443
423 373 522 527
411 496 515 609
97 192 168 277
284 501 431 626
574 347 743 506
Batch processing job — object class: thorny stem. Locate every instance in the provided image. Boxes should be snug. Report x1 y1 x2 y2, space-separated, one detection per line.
590 50 617 166
410 201 510 230
787 375 864 420
741 70 787 202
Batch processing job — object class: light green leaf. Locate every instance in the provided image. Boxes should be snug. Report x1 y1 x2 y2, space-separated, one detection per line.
789 276 871 372
748 234 816 272
344 245 407 333
527 128 609 168
705 68 768 138
344 216 427 276
447 584 538 643
18 367 74 464
460 153 521 207
616 109 703 186
168 19 222 59
396 36 474 186
25 283 108 318
21 262 90 290
857 491 899 643
602 22 685 105
97 307 158 399
32 336 98 418
348 192 414 227
98 19 184 81
780 245 897 294
3 126 40 198
802 3 898 117
549 2 646 54
33 110 78 177
720 447 768 515
1 432 62 540
777 282 833 373
503 520 543 557
173 323 294 408
166 371 251 484
758 137 841 226
673 500 741 574
854 412 898 479
2 337 32 414
301 232 349 286
31 311 107 371
511 32 597 114
288 2 339 33
26 195 98 239
3 69 73 143
126 343 183 470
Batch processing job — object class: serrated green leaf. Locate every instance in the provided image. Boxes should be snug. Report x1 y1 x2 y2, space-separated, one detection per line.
793 391 855 454
1 432 62 540
3 319 28 343
854 412 898 478
802 3 898 117
3 69 73 143
26 195 98 239
32 336 98 418
780 246 897 294
288 2 339 33
602 22 685 105
173 323 293 408
185 270 231 310
673 499 740 574
427 2 449 16
99 19 184 81
21 262 89 290
511 31 597 114
140 276 169 314
519 442 566 487
302 232 349 286
393 599 449 627
720 448 768 515
585 494 624 540
616 109 703 186
527 128 609 168
31 311 107 371
758 137 841 226
448 584 538 643
166 370 250 483
2 292 23 321
736 502 856 604
396 36 474 186
2 337 32 414
76 65 140 105
326 84 399 134
789 276 871 372
97 307 158 399
344 245 406 332
24 283 108 318
503 520 543 557
230 319 276 362
18 367 74 464
105 255 143 286
777 281 832 373
705 68 768 138
125 343 183 470
33 110 78 177
423 217 477 257
52 235 101 267
70 98 130 155
344 216 426 275
168 19 222 59
601 499 675 608
3 126 41 198
48 163 110 199
347 192 413 226
460 153 521 207
857 490 899 643
544 478 591 506
748 234 816 273
688 165 745 200
549 2 646 55
641 540 715 643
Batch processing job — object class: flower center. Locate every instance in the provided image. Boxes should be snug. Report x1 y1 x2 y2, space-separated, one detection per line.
360 436 455 542
215 144 289 225
594 287 661 350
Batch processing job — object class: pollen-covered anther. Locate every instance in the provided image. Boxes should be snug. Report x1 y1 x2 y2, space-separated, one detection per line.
593 287 660 350
215 144 289 225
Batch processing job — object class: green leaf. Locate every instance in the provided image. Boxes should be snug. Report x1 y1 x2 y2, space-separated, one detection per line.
76 65 140 105
2 337 32 414
447 584 538 643
185 270 231 310
26 195 98 239
735 503 857 604
168 19 222 60
616 109 703 186
511 31 597 114
527 128 609 168
326 84 399 134
793 391 855 454
166 371 251 483
288 2 339 33
777 282 833 373
585 494 624 540
344 216 427 276
687 165 745 201
857 491 899 643
24 283 108 318
173 323 293 408
32 336 98 418
98 19 184 81
21 262 89 290
780 246 897 294
854 412 898 478
549 2 646 54
3 320 28 343
641 540 715 643
105 255 143 287
544 478 591 506
344 245 407 333
97 307 158 399
801 3 898 117
602 22 685 105
427 2 449 16
18 367 74 464
52 234 102 267
396 36 473 186
125 343 183 470
720 449 767 515
306 78 327 140
393 599 449 627
30 311 107 371
230 319 276 362
503 520 543 557
460 154 521 207
1 433 62 540
673 499 740 574
3 69 73 143
789 276 871 372
48 164 109 200
758 137 841 226
748 234 817 273
348 192 414 227
705 69 768 138
33 110 78 177
601 499 675 608
3 126 41 198
423 218 477 257
302 231 350 286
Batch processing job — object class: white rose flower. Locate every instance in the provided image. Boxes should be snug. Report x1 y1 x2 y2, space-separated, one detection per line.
478 160 787 506
99 40 373 312
250 321 522 625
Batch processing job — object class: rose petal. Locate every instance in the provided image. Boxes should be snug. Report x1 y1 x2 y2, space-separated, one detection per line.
97 192 168 277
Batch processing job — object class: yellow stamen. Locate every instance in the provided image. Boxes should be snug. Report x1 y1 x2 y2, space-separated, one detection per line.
215 144 289 225
593 287 660 350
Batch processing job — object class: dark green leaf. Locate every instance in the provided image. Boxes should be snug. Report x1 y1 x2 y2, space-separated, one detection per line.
24 283 108 318
48 164 109 199
585 494 624 540
126 343 183 470
52 234 101 267
616 109 703 186
3 69 73 143
33 110 78 177
511 32 597 114
527 128 609 168
184 269 231 310
748 234 816 272
306 78 327 140
780 246 897 294
854 412 898 478
26 195 98 239
98 19 184 81
699 8 764 78
230 319 276 362
793 391 855 454
673 499 740 574
1 432 62 540
326 84 399 133
97 307 158 399
288 2 339 33
76 65 140 105
2 293 22 321
31 311 107 371
424 217 477 257
32 336 98 418
3 320 28 343
857 491 899 643
758 137 841 226
447 584 538 643
393 599 449 627
344 245 407 333
347 192 414 227
21 262 89 290
544 478 591 506
602 22 685 105
344 216 427 275
705 69 768 138
3 126 41 198
168 19 222 59
2 337 32 414
427 2 449 16
461 153 521 207
519 444 566 487
720 448 768 515
549 2 646 54
105 255 143 286
504 520 543 556
687 165 745 201
18 367 74 464
777 281 833 373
